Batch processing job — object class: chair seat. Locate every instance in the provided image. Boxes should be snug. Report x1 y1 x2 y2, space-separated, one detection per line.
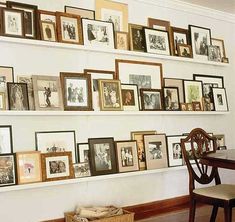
193 184 235 200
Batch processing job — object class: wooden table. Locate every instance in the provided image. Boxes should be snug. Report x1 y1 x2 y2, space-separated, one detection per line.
200 149 235 170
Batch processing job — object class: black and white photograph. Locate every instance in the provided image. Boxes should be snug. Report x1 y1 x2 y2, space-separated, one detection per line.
77 143 89 163
73 162 91 178
208 45 221 62
140 89 163 111
212 88 229 111
121 84 139 111
115 31 129 50
49 160 67 174
129 24 145 52
163 87 180 111
62 19 77 40
129 74 151 89
0 126 13 154
7 83 29 111
202 83 217 110
40 21 57 42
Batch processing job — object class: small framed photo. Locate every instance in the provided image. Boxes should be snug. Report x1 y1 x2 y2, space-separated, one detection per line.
177 44 193 58
115 31 129 50
163 87 180 111
0 154 16 187
98 79 123 111
144 134 168 170
115 140 139 173
88 137 117 176
203 96 212 111
192 102 202 111
7 83 29 111
121 84 139 111
60 72 93 111
144 28 170 55
186 103 193 111
41 152 74 182
164 78 184 103
208 45 221 62
222 57 229 63
0 92 6 110
35 131 76 163
40 21 57 42
129 24 145 52
0 66 14 92
77 143 89 163
56 12 83 45
212 88 229 111
0 2 6 7
140 89 163 111
214 134 225 149
73 162 91 178
16 151 42 184
180 103 187 111
211 38 226 59
65 6 95 19
32 75 64 111
0 125 13 154
82 18 115 49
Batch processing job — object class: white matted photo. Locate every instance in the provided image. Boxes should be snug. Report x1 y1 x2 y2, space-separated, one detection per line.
121 84 139 111
212 88 228 111
0 126 13 154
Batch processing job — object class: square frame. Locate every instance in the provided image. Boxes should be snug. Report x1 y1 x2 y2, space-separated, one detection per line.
140 89 163 111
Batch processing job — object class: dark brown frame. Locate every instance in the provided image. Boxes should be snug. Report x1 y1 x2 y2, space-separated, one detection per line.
0 2 6 7
177 44 193 58
192 102 202 111
115 31 129 50
140 89 163 111
56 12 83 45
0 125 13 153
60 72 93 111
208 45 222 62
64 5 95 19
39 21 57 42
129 23 146 52
88 137 117 176
163 87 180 111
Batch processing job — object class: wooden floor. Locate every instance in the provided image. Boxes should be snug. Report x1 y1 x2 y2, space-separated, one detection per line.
138 206 235 222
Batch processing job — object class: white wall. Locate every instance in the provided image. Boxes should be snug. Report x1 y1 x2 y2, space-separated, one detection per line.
0 0 235 221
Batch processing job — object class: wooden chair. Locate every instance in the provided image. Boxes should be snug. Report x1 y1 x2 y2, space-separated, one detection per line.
180 128 235 222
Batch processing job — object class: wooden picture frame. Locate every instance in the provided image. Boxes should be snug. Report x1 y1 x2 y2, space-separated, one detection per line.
37 10 56 23
60 72 93 111
0 2 6 7
163 87 180 111
177 44 193 58
208 45 221 62
115 31 129 50
186 103 193 111
0 125 13 154
129 23 145 52
140 89 163 111
77 143 89 163
164 78 184 103
16 151 42 184
65 6 95 19
192 102 202 111
0 66 14 91
0 92 6 110
56 12 83 45
73 162 91 178
39 21 57 42
211 38 226 59
180 103 187 111
88 137 117 176
212 88 229 112
41 152 74 182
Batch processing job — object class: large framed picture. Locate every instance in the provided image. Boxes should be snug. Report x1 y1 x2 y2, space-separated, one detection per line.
60 72 93 111
82 18 115 49
7 83 29 111
163 87 180 111
140 89 163 111
212 88 229 111
211 38 226 59
73 162 91 178
115 140 139 173
0 125 13 154
65 6 95 20
35 131 76 163
129 24 145 52
143 134 168 170
77 143 89 163
189 25 211 61
164 78 184 103
16 151 42 184
88 137 117 176
95 0 128 32
0 154 16 187
41 152 74 182
32 75 64 111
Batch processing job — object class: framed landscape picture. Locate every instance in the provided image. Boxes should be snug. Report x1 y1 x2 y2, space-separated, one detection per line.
121 84 139 111
39 21 57 42
163 87 180 111
0 126 13 154
212 88 229 111
65 6 95 19
129 24 145 52
140 89 163 111
77 143 89 163
164 78 184 103
73 162 91 178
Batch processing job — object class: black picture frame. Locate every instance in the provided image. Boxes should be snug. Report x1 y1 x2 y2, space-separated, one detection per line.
163 87 180 111
193 74 224 88
76 143 89 163
0 125 13 154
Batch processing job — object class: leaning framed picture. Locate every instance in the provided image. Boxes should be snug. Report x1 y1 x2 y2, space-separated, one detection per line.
129 24 145 52
177 44 193 58
77 143 89 163
189 25 211 61
32 75 64 111
39 21 57 42
41 152 74 182
208 45 221 62
121 84 139 111
0 154 17 187
164 78 184 103
0 92 6 110
88 137 117 176
60 72 93 111
73 162 91 178
140 89 163 111
82 18 115 49
0 66 14 92
211 38 226 59
115 31 129 50
35 130 77 163
212 88 229 111
65 6 95 19
0 125 13 154
16 151 42 184
163 87 180 111
37 10 56 24
115 140 139 173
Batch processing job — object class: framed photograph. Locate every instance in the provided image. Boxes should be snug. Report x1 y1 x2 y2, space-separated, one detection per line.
98 79 123 111
0 154 16 187
121 84 139 111
7 83 29 111
40 21 57 42
0 66 14 92
212 88 229 111
166 135 185 167
177 44 193 58
129 24 145 52
56 12 83 45
7 1 38 39
170 27 189 55
82 18 115 49
41 152 74 182
144 28 170 55
35 131 76 163
0 125 13 154
140 89 163 111
180 103 187 111
189 25 211 61
65 6 95 19
77 143 89 163
116 59 163 90
18 75 35 110
37 10 56 23
211 38 226 58
115 140 139 173
95 0 128 32
144 134 168 170
186 103 193 111
115 31 129 50
192 102 202 111
88 137 117 176
164 78 184 103
32 75 64 111
163 87 180 111
73 162 91 178
208 45 221 62
60 72 93 111
131 131 157 170
214 134 225 149
16 151 42 184
0 8 25 38
183 80 203 107
84 69 114 111
0 92 6 110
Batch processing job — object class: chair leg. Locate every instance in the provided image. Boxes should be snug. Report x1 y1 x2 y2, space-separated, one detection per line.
189 199 196 222
210 206 218 222
224 206 232 222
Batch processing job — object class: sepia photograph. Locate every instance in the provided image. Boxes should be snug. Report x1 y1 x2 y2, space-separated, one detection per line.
163 87 180 111
121 84 139 111
0 126 13 154
177 44 193 58
94 143 111 171
40 21 57 42
129 24 145 52
212 88 228 111
140 89 163 111
73 162 91 178
115 31 129 50
208 45 221 62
